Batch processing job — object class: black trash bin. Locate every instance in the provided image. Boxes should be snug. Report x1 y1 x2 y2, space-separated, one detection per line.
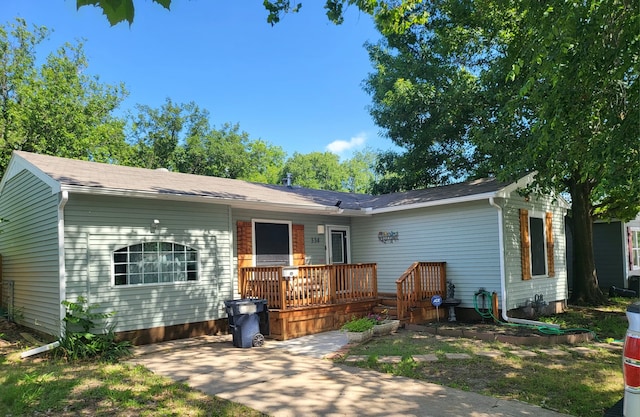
224 299 269 348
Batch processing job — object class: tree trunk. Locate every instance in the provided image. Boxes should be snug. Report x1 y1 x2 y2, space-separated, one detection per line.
568 178 606 304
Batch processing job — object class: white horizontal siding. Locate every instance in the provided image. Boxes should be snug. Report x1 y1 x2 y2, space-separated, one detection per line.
64 194 233 333
351 201 502 307
0 171 61 336
500 193 568 309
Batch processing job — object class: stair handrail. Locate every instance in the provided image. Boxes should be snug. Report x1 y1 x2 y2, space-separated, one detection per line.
395 262 447 321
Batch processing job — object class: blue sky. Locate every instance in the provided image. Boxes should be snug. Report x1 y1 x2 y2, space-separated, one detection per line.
2 1 396 158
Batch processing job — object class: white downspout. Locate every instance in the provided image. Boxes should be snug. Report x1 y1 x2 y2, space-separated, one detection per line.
489 197 559 328
58 190 69 337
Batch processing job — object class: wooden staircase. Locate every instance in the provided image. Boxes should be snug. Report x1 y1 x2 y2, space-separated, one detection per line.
379 262 447 325
373 292 399 317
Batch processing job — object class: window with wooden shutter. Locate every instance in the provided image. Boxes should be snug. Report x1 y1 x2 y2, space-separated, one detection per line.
520 209 556 279
520 209 532 280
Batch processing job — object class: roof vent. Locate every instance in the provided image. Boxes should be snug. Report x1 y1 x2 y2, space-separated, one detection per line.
282 173 293 187
156 168 169 172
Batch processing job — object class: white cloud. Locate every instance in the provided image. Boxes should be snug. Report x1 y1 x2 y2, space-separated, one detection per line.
326 133 367 154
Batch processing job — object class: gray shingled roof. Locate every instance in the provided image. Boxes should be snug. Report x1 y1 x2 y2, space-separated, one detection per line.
11 151 509 213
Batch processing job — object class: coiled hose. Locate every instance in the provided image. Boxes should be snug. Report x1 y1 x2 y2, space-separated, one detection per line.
473 290 597 338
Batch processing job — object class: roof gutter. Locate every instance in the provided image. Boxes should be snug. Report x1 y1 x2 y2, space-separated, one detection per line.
488 197 559 328
364 191 499 215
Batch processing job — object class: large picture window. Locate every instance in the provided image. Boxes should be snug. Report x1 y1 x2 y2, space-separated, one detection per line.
113 242 198 286
254 221 291 266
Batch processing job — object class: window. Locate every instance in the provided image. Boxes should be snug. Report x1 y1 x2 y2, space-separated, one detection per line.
520 209 555 279
253 221 291 266
630 228 640 270
113 242 198 286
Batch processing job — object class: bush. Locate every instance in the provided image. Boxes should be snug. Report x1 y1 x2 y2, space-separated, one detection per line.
341 316 375 332
55 297 131 361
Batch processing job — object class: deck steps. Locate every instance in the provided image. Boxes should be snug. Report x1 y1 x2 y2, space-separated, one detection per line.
374 293 400 322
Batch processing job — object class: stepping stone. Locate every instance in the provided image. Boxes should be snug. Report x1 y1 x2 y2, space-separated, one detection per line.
593 342 623 351
412 354 439 362
475 350 504 358
538 349 570 356
568 347 595 355
411 334 430 339
538 348 570 356
378 356 402 363
508 350 538 358
344 355 368 362
444 353 472 360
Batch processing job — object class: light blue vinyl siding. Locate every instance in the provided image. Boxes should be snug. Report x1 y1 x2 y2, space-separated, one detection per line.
500 194 567 309
351 201 501 307
0 171 61 336
63 194 233 333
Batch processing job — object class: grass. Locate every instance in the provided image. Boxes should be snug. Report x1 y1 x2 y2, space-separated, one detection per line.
0 298 634 416
0 322 266 416
340 297 635 417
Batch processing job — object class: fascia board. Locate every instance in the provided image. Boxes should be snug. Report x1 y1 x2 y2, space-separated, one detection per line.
364 191 499 214
61 185 345 215
0 152 61 195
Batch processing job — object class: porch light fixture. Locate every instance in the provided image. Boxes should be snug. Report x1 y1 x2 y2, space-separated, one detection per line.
151 219 160 232
317 224 325 234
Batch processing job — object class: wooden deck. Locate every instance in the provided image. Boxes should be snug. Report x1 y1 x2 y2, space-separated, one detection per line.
240 262 447 340
240 264 378 340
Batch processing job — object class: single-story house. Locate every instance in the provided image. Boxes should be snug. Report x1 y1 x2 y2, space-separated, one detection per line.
0 151 570 343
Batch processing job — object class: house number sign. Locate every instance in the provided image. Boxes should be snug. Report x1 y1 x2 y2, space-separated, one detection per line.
378 231 399 244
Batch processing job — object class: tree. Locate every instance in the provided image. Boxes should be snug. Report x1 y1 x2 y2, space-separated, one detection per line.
364 0 638 304
281 151 347 191
0 19 128 173
76 0 426 27
342 148 378 193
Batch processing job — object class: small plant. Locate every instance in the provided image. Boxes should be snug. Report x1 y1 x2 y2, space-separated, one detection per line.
55 297 131 361
341 316 375 332
367 309 389 324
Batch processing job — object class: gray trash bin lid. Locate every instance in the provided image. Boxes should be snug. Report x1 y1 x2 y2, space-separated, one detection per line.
628 301 640 314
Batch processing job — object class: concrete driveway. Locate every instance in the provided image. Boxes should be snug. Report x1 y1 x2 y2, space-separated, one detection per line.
130 333 572 417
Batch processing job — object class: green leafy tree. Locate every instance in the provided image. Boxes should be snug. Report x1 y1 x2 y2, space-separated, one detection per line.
281 151 347 191
76 0 428 27
243 139 287 184
342 148 378 193
128 98 203 170
0 19 128 173
364 0 639 304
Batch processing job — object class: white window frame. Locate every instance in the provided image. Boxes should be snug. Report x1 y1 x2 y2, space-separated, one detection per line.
630 227 640 271
112 241 199 287
326 225 351 265
251 219 293 266
528 211 548 278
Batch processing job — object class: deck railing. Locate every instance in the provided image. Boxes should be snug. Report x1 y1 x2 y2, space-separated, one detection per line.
240 263 378 310
396 262 446 320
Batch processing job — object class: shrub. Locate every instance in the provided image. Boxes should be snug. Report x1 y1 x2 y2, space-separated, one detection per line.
55 297 131 361
341 316 375 332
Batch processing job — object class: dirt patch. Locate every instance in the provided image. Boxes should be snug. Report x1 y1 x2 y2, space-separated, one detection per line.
410 320 594 345
0 318 52 358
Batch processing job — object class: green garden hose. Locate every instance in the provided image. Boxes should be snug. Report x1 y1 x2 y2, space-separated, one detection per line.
472 290 598 339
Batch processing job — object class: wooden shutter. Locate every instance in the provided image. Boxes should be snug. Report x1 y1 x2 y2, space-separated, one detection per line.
292 224 305 266
520 209 532 280
237 220 253 270
545 212 555 277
